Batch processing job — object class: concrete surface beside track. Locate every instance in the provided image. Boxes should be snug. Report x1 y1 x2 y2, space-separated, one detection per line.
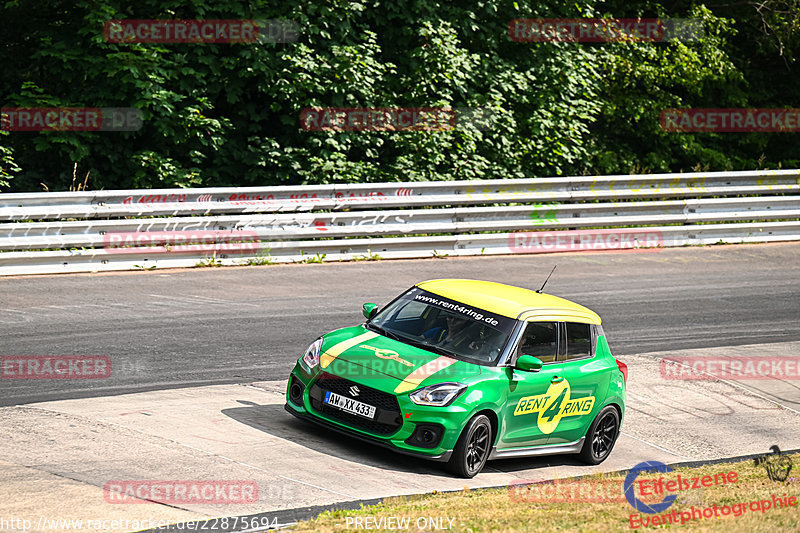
1 341 798 533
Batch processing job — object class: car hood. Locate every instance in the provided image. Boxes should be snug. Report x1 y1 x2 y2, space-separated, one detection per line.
320 325 482 394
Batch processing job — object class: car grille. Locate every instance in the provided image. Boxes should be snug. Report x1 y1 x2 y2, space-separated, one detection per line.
309 372 403 436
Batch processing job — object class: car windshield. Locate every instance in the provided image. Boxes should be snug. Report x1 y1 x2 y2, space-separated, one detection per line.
368 287 517 365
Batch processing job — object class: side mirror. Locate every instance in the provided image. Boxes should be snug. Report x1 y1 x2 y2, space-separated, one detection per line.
516 355 543 372
362 303 378 320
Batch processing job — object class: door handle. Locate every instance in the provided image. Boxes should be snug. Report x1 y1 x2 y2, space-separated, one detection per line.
551 376 564 383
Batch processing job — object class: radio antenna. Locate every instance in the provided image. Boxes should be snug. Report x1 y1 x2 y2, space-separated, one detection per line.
536 265 557 294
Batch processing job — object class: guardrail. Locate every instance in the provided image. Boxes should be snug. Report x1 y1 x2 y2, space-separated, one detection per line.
0 169 798 276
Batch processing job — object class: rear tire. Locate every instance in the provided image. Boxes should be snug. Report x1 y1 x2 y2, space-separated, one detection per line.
447 414 492 478
578 406 619 465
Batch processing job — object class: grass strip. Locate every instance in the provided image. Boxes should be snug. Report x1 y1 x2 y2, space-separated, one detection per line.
289 453 800 532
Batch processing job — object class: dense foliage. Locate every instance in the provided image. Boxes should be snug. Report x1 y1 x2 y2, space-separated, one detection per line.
1 0 798 192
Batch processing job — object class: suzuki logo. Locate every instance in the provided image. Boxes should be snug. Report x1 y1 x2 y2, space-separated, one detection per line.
349 385 360 396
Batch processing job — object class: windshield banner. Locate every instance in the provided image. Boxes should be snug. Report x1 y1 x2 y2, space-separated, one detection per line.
404 287 517 334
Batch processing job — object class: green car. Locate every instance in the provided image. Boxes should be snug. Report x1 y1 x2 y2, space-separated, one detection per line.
285 279 627 477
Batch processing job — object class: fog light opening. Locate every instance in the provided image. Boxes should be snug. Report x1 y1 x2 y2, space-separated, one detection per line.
404 423 445 449
289 378 305 406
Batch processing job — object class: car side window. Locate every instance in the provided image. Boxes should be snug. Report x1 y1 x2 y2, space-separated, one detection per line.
517 322 558 363
563 322 592 361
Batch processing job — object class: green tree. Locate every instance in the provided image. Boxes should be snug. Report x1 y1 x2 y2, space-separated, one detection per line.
1 0 798 192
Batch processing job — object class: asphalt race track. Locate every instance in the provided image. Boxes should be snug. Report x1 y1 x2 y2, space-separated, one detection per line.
2 242 799 406
1 242 799 531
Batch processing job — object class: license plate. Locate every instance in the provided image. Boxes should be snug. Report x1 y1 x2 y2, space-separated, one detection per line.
324 390 377 419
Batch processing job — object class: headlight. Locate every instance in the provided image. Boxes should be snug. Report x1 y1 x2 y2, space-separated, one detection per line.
300 338 323 372
409 382 467 407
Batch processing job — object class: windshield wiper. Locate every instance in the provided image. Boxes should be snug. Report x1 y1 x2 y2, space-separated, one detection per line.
366 322 401 341
401 336 455 358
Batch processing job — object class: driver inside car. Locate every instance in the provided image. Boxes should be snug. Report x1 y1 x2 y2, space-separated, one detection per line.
423 314 486 354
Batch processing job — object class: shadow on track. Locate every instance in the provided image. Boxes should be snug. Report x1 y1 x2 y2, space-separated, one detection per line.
222 399 592 477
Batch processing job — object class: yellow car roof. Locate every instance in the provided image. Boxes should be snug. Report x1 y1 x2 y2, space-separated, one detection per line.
415 279 601 324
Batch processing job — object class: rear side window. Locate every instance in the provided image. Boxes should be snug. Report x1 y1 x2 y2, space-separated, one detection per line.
564 322 592 360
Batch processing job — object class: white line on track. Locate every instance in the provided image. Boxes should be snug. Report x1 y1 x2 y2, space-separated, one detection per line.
620 432 693 460
148 294 261 307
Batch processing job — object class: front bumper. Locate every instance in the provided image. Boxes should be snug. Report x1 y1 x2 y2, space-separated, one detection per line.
284 402 452 462
286 363 468 462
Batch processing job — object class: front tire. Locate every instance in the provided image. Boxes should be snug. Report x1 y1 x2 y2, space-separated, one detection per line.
579 406 620 465
447 414 492 478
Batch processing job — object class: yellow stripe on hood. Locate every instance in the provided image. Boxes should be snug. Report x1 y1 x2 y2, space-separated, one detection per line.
394 356 457 394
320 331 379 368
